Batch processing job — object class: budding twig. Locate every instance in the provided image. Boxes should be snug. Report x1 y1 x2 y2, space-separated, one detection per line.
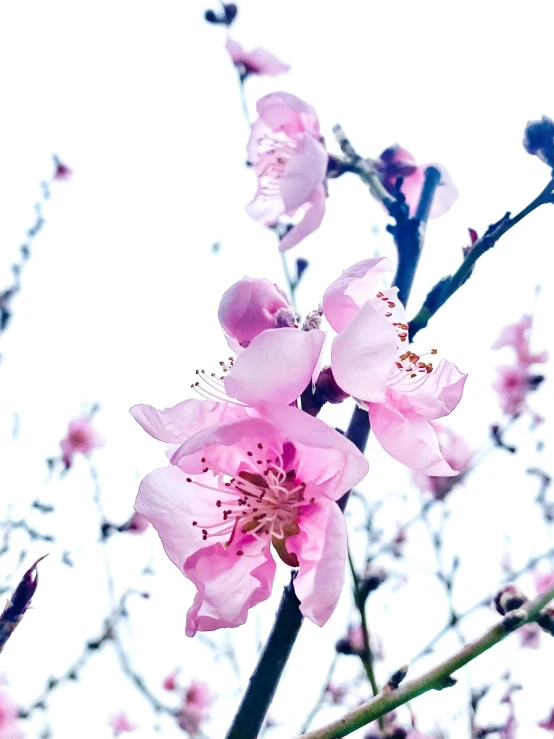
0 556 45 653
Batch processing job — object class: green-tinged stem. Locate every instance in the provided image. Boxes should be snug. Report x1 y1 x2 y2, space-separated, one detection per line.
297 583 554 739
347 550 380 698
409 178 554 339
280 251 298 315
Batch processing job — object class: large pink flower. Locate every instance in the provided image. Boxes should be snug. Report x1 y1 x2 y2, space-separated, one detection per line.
376 146 458 219
246 92 327 252
132 399 368 634
218 277 294 352
60 417 104 468
226 38 289 78
323 258 467 474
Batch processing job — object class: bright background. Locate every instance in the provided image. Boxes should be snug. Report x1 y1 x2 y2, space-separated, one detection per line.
0 1 553 737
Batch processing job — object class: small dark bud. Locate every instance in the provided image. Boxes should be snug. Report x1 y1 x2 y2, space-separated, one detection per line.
0 558 45 653
313 366 350 406
523 116 554 168
296 258 309 283
537 608 554 636
494 584 528 615
223 3 238 24
390 729 408 739
359 564 388 602
528 374 545 390
335 637 355 656
435 675 457 690
204 9 219 23
387 664 409 690
502 608 527 632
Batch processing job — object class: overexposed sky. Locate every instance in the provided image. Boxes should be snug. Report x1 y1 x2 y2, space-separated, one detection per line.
0 1 553 737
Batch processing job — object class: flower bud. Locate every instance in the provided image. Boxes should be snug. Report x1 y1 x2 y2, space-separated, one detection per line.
218 278 292 349
494 584 528 615
359 564 388 602
523 116 554 167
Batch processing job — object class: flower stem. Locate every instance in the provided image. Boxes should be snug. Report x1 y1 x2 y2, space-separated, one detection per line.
297 582 554 739
347 550 380 698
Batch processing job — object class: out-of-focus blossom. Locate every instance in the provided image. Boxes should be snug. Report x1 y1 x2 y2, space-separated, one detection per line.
246 92 327 252
218 277 293 351
163 669 180 691
493 366 530 417
109 713 135 735
53 156 72 182
177 680 212 735
325 682 347 704
119 512 150 534
335 624 366 656
375 146 458 218
493 315 548 367
60 417 104 468
226 38 289 79
535 571 554 594
132 398 367 635
414 423 473 500
0 686 22 739
539 707 554 730
323 258 466 474
519 623 541 649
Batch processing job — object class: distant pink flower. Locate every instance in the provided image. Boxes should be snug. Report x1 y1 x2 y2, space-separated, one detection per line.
414 423 473 499
53 157 72 182
246 92 327 252
218 277 293 352
325 682 347 704
109 713 135 735
519 623 541 649
376 146 458 218
323 258 467 474
493 365 529 417
163 669 179 691
60 417 104 468
535 571 554 594
177 680 212 734
226 38 289 78
539 708 554 730
131 398 368 634
493 315 548 367
121 512 150 534
0 689 21 739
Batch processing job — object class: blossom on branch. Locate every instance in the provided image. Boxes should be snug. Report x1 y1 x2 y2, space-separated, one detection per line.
132 398 367 634
108 713 135 735
414 423 473 499
246 92 328 252
178 680 212 734
226 38 289 79
59 417 104 468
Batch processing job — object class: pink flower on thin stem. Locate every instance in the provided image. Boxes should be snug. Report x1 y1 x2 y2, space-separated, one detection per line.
60 417 104 468
131 397 368 634
323 258 467 474
177 680 212 734
218 277 294 352
226 38 289 79
493 315 548 367
414 423 473 499
376 146 458 218
109 713 135 735
246 92 328 252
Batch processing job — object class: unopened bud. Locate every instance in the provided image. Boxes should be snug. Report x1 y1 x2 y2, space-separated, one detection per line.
523 116 554 168
296 258 309 283
0 557 46 652
537 607 554 637
494 584 528 615
204 9 218 22
313 366 350 405
223 3 238 24
359 564 388 602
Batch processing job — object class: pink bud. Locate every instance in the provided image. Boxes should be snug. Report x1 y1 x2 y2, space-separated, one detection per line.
218 278 292 349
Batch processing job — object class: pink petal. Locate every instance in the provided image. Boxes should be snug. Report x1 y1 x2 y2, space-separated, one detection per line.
331 300 398 402
184 535 275 636
225 37 244 63
401 360 467 419
368 402 457 475
256 92 321 139
323 257 394 333
280 135 328 212
279 187 326 252
288 500 346 626
135 466 218 570
224 328 325 406
247 48 290 76
260 404 369 499
130 400 247 444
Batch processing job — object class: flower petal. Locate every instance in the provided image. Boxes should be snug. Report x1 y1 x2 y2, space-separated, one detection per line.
331 300 398 402
404 360 467 419
225 328 325 406
323 257 394 333
278 187 326 252
288 500 346 626
368 402 457 475
280 135 328 212
184 535 276 636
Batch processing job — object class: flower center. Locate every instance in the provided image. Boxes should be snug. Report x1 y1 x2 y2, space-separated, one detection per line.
255 135 298 202
185 444 313 567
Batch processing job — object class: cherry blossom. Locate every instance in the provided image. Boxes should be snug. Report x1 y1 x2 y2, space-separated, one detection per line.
539 707 554 731
246 92 328 252
535 571 554 594
59 417 104 468
108 713 135 735
131 398 368 634
52 156 72 182
492 315 548 367
414 423 473 499
163 669 179 691
0 688 21 739
218 277 294 352
120 512 150 534
178 680 212 733
226 38 289 79
323 258 467 474
375 145 458 218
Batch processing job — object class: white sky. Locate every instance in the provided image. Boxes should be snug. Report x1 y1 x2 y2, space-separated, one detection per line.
0 1 553 737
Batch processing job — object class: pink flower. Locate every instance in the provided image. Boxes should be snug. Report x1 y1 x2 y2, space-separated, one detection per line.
120 512 150 534
163 669 179 691
323 258 467 474
0 689 21 739
414 423 473 499
131 398 368 634
226 38 289 78
325 682 347 704
109 713 135 735
493 315 548 366
177 680 212 734
539 708 554 731
246 92 327 252
376 146 458 218
493 365 529 417
53 156 72 182
60 417 104 468
218 277 294 352
535 571 554 595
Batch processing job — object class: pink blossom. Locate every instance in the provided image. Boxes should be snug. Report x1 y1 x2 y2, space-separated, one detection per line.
376 146 458 218
535 571 554 595
109 713 135 735
492 365 530 417
177 680 212 734
218 277 293 352
53 157 72 181
414 423 473 499
0 689 21 739
325 682 347 704
163 669 179 691
60 417 104 468
518 623 541 649
493 315 548 366
539 708 554 730
131 398 368 634
246 92 327 252
226 38 289 78
323 258 467 474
